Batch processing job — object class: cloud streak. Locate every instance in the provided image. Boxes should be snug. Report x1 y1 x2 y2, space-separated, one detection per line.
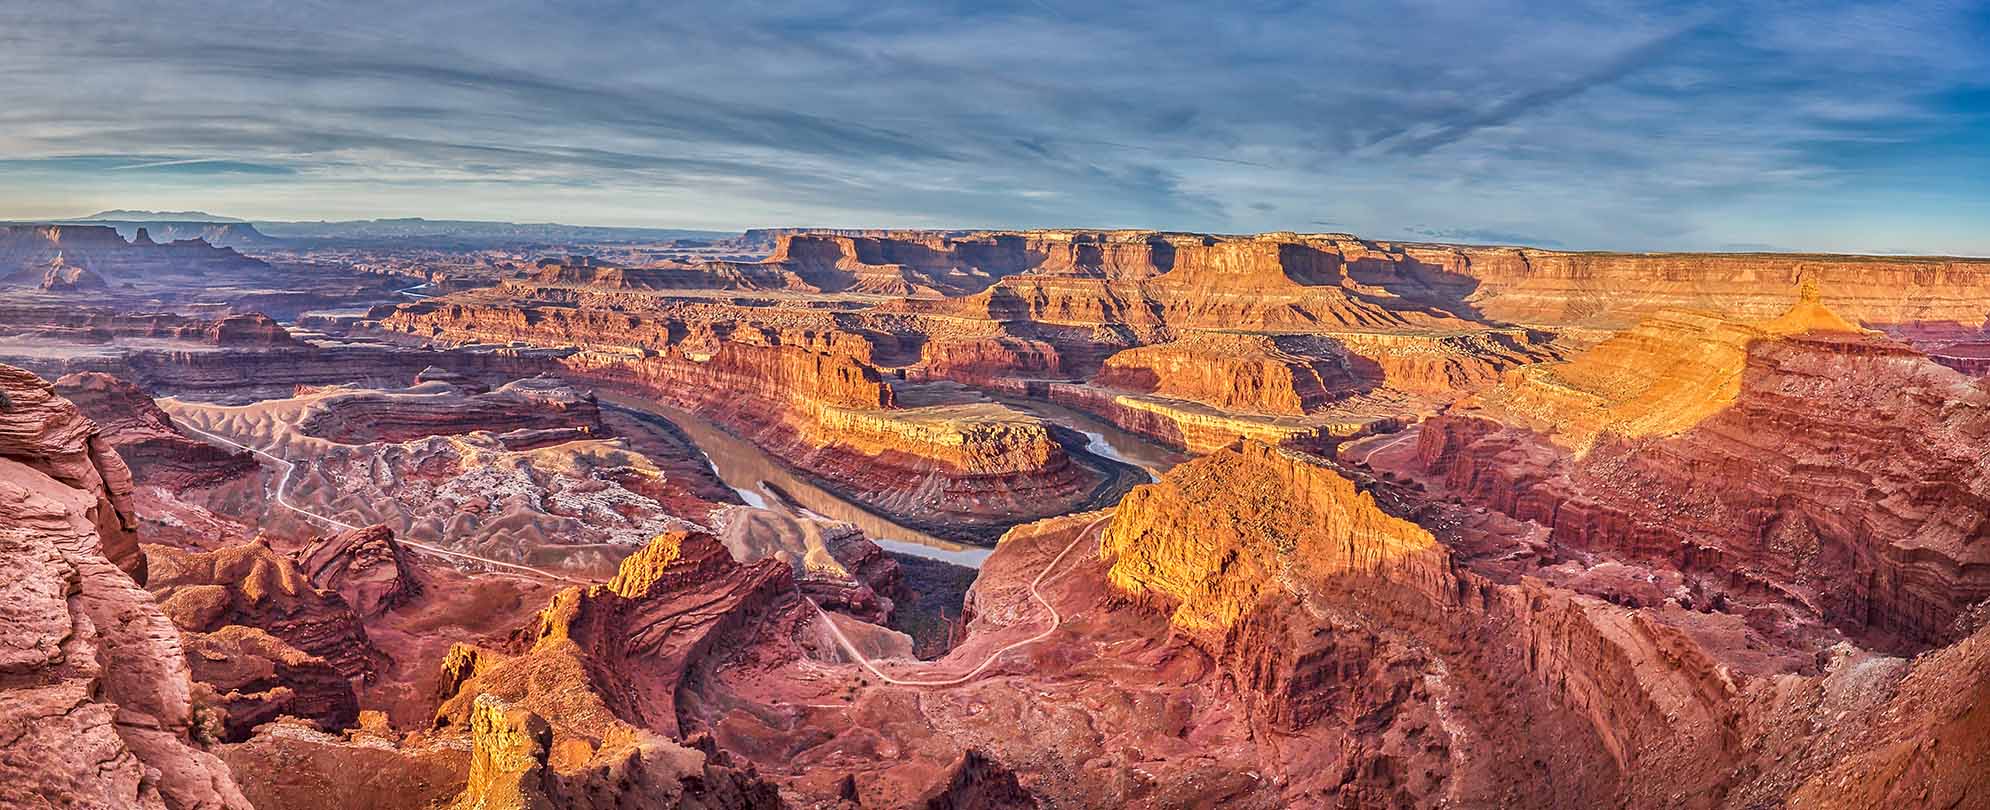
0 0 1985 253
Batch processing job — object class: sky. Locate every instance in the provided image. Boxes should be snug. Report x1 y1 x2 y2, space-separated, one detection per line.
2 0 1987 253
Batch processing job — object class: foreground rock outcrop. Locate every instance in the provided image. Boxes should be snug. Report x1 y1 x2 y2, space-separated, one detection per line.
144 541 385 684
1097 437 1990 806
0 362 250 809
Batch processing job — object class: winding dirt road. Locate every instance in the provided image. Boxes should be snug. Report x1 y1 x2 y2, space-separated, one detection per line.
184 419 1111 687
1353 425 1422 467
813 512 1113 687
179 422 595 586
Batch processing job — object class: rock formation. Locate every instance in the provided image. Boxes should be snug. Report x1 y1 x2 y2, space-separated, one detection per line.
181 625 360 742
0 362 251 809
0 224 274 290
1100 440 1443 632
430 531 790 807
298 524 426 618
1418 297 1990 650
0 363 145 578
1093 333 1364 415
558 343 1121 542
53 371 260 489
287 377 603 446
144 541 385 683
14 218 1990 809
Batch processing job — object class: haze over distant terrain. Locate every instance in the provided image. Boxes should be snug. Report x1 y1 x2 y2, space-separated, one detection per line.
3 1 1988 253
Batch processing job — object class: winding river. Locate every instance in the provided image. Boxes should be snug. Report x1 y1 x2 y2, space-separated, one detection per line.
599 393 1177 569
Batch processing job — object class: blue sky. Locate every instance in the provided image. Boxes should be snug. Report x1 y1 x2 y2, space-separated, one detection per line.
2 0 1986 253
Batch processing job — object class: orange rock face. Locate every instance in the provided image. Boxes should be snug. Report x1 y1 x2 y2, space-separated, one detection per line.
432 531 790 806
1419 297 1990 650
1094 333 1363 415
1399 243 1990 327
145 541 385 684
1100 440 1443 631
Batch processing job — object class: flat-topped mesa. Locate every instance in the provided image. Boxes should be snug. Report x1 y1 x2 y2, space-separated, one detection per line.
378 296 884 361
563 340 892 415
753 230 1213 296
1154 237 1348 288
204 313 302 346
1093 333 1363 415
912 232 1475 332
915 334 1063 385
291 377 605 446
0 223 271 288
0 304 304 348
1099 440 1447 634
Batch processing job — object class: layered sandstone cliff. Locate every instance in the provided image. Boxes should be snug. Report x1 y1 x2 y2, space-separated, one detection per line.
298 524 427 618
1093 333 1363 415
1097 433 1990 807
1100 440 1445 631
1471 290 1867 450
144 541 385 685
0 224 272 290
561 343 1118 541
431 531 789 806
1421 296 1990 649
0 363 251 809
1398 242 1990 327
53 371 260 490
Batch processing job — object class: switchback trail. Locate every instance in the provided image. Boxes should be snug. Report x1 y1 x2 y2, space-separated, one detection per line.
185 419 1110 688
812 512 1113 687
179 422 594 586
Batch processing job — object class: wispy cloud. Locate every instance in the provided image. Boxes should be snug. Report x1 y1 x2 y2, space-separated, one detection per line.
0 0 1985 252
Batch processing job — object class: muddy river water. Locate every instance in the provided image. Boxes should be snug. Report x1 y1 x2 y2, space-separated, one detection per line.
601 393 1180 569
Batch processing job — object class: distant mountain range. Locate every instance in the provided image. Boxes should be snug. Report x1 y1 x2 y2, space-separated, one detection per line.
22 212 738 250
77 210 246 222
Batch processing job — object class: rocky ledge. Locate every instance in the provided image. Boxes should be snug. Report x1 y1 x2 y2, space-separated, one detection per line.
0 362 251 809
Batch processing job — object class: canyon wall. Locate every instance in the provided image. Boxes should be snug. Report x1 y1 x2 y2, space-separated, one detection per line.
0 363 251 809
1423 335 1990 650
1096 436 1990 806
1401 243 1990 327
0 224 271 287
563 344 1115 541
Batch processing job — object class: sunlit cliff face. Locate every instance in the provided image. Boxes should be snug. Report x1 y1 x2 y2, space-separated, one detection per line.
1471 285 1869 453
5 218 1990 809
1101 440 1440 632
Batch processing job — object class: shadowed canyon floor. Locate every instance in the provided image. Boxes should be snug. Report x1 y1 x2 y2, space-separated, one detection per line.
3 226 1988 809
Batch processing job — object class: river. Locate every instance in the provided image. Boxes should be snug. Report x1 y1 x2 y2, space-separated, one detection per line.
599 393 1180 570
